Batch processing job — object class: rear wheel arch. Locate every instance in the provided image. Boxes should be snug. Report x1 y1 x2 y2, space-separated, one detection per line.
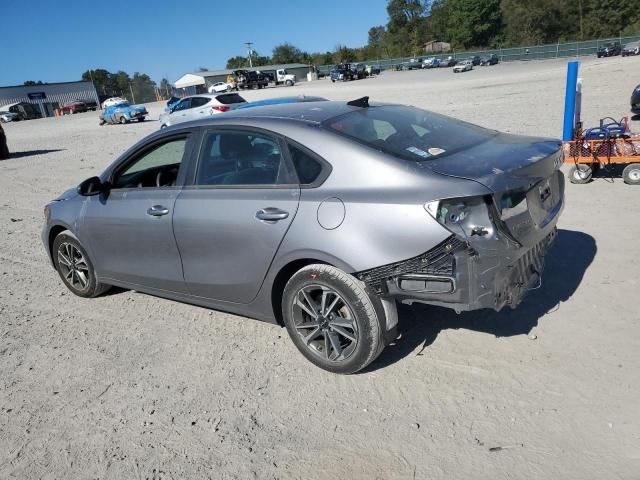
271 258 330 325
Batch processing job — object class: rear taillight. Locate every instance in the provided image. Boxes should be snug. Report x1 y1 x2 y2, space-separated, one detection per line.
212 105 230 112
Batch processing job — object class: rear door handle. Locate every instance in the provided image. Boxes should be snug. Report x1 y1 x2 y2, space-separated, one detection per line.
256 207 289 221
147 205 170 216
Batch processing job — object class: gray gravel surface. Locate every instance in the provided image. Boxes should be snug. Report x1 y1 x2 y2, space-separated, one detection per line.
1 56 639 479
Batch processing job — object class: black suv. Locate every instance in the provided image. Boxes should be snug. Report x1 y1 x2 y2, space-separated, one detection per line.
597 42 621 58
480 53 499 65
632 84 640 115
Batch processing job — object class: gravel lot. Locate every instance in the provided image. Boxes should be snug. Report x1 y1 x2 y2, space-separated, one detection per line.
1 56 639 480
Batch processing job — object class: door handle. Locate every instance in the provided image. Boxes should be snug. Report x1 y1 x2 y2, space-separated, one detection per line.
256 207 289 222
147 205 170 216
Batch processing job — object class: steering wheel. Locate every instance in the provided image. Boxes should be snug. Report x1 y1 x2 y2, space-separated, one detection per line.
156 168 177 187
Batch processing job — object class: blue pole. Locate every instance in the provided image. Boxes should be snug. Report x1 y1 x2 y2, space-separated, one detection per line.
562 61 579 141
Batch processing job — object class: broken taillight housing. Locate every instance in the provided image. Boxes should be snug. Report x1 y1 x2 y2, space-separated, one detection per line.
425 196 495 241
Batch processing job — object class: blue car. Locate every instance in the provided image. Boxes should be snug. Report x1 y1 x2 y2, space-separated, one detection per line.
99 102 148 125
236 95 328 110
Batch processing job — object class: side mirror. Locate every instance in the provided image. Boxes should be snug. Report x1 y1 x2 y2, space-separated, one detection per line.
78 176 106 196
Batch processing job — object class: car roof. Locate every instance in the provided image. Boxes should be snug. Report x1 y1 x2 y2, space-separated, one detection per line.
186 92 239 99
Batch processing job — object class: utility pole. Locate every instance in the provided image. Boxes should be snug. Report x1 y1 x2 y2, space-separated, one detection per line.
245 42 254 68
129 83 135 104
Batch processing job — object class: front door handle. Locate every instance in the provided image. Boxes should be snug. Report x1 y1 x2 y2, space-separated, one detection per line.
256 207 289 222
147 205 170 216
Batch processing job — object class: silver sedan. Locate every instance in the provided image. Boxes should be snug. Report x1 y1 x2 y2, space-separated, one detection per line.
42 98 564 373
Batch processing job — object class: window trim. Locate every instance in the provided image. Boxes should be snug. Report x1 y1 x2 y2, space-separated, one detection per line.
186 125 299 189
107 131 195 191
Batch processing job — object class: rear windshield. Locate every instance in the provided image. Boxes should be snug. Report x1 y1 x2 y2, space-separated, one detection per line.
324 105 495 162
216 93 246 105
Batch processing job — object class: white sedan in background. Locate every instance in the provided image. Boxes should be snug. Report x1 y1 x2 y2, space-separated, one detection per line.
208 82 234 93
101 97 128 109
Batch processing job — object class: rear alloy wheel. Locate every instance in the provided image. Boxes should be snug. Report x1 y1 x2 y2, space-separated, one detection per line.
53 231 110 298
282 264 385 374
623 163 640 185
569 164 592 184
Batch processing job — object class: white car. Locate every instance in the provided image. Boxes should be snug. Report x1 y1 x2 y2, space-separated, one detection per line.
158 92 247 128
0 111 19 122
208 82 234 93
101 97 127 109
453 60 473 73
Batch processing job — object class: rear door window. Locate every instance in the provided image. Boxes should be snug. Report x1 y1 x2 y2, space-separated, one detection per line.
195 130 294 186
216 93 246 105
190 97 210 108
288 145 327 186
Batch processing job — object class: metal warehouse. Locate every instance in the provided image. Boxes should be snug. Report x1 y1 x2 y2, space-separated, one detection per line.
0 81 99 118
174 63 310 93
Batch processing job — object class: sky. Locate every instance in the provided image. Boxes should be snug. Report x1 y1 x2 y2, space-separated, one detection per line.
0 0 389 86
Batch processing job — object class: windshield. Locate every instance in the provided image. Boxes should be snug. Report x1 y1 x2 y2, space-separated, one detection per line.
324 105 496 162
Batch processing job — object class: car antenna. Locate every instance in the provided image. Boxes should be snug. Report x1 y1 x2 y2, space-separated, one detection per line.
347 96 369 108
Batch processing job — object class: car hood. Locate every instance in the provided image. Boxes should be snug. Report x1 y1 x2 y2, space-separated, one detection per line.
426 132 562 192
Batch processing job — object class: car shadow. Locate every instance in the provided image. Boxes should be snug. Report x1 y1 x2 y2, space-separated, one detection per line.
5 149 64 159
365 229 597 372
631 114 640 122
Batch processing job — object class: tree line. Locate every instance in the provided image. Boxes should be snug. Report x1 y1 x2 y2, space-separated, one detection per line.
79 69 171 103
226 0 640 67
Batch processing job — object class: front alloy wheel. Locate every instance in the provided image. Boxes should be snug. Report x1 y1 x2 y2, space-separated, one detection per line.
52 231 110 298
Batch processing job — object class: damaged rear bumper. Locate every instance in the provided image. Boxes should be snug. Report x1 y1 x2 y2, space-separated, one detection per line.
355 228 558 313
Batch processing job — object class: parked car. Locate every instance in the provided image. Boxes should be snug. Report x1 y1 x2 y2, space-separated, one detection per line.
622 41 640 56
209 82 234 93
469 55 482 66
0 122 8 159
480 53 499 65
422 57 440 69
7 102 41 120
439 56 457 67
632 84 640 115
99 101 148 125
597 42 621 58
0 111 19 122
402 58 423 70
42 99 565 374
75 98 98 111
158 93 247 128
101 97 127 109
236 95 328 110
453 60 473 73
60 101 87 115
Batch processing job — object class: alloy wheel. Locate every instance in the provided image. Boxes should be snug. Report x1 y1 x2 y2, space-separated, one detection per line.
292 285 358 362
57 242 90 292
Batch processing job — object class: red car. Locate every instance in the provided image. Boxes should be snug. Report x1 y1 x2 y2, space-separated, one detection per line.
60 101 87 115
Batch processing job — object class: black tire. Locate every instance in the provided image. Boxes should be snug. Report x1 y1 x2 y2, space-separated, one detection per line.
285 80 293 86
569 164 592 184
160 124 167 129
622 163 640 185
119 116 127 124
137 117 145 122
282 264 386 374
52 230 110 298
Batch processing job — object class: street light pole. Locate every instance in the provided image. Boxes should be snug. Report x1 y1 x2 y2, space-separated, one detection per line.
245 42 254 68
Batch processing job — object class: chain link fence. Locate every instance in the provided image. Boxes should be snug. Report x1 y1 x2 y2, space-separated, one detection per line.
317 34 640 74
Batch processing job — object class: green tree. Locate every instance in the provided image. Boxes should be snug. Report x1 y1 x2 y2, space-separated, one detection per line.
271 42 304 64
130 72 156 103
23 80 45 86
159 78 172 98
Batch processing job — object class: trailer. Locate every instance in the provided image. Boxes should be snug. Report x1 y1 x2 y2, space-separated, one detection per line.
563 135 640 185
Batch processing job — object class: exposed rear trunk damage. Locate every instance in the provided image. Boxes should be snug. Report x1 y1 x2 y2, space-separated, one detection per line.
357 136 565 312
